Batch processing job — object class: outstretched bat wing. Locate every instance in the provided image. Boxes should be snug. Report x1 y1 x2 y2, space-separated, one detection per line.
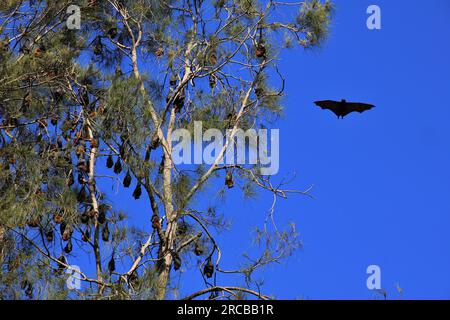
314 100 375 118
314 100 341 117
344 102 375 114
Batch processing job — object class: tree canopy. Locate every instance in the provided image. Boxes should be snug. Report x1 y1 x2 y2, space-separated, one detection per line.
0 0 333 300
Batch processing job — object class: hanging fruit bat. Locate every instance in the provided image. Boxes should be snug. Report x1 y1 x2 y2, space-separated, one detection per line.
62 225 73 241
27 217 40 228
79 87 90 106
57 136 63 149
77 173 85 185
93 37 103 56
8 154 17 165
194 242 204 256
174 90 185 113
225 111 237 129
173 253 181 271
209 74 217 89
52 89 63 104
176 221 188 237
45 229 54 242
133 183 142 200
60 221 67 235
77 158 87 173
169 75 177 86
225 171 234 189
152 215 161 230
64 239 73 254
128 271 138 286
33 47 42 58
57 255 67 272
97 211 106 224
38 119 47 128
208 47 218 66
255 25 266 58
102 223 110 242
97 205 107 224
77 187 87 203
54 212 64 224
143 146 150 163
123 170 132 188
255 43 266 58
90 138 99 149
108 255 115 274
80 213 89 224
150 135 160 150
155 47 164 57
203 259 214 279
24 282 33 298
22 92 32 111
86 207 95 218
106 154 114 168
21 280 29 290
98 105 106 115
0 36 10 52
114 158 122 174
119 143 128 160
107 27 118 39
314 99 375 119
255 86 264 98
82 228 90 242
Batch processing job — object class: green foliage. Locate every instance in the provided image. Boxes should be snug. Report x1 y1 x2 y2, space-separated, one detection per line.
0 0 333 300
296 0 334 46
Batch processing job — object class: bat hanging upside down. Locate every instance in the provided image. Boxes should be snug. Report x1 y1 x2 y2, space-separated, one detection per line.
314 99 375 119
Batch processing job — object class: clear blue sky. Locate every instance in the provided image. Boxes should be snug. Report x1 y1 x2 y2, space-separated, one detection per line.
180 0 450 299
84 0 450 299
249 0 450 299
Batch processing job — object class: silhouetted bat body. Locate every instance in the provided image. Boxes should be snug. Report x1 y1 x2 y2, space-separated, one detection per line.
314 99 375 119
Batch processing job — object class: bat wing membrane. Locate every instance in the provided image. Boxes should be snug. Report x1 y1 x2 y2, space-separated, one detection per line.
314 100 375 117
345 102 375 114
314 100 341 116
